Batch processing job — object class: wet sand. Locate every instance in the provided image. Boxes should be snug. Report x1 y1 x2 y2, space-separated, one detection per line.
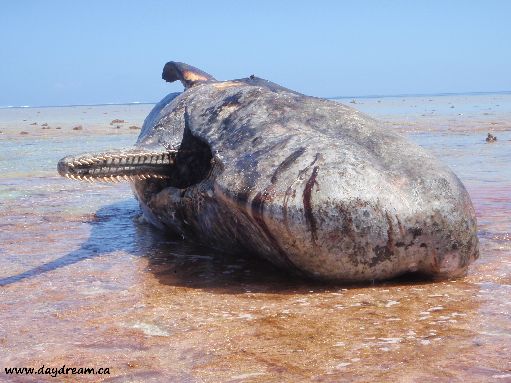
1 95 510 382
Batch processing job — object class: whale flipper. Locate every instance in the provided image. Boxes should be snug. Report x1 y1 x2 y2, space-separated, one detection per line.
162 61 216 89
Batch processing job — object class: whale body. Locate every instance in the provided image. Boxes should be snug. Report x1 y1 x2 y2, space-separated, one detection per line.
58 62 479 282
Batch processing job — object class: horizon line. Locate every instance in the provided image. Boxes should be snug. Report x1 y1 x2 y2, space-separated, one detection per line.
2 90 510 110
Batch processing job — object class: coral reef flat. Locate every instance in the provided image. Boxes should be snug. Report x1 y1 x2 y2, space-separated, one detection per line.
1 93 510 382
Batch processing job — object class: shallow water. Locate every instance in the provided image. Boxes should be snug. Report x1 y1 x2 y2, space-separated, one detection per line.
0 95 510 382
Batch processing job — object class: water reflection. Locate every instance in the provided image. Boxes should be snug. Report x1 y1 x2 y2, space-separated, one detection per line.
0 195 444 293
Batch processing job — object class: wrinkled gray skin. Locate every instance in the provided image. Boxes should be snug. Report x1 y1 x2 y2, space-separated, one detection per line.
130 65 479 282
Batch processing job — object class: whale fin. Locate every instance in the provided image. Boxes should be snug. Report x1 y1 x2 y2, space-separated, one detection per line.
162 61 216 89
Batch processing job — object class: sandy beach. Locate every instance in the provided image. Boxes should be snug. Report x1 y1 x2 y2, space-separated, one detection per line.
1 93 510 382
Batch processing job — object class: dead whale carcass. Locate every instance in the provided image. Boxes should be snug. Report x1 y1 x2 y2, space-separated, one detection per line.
57 61 479 282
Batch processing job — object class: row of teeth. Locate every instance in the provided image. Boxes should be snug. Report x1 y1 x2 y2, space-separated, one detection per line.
67 151 176 168
63 173 167 183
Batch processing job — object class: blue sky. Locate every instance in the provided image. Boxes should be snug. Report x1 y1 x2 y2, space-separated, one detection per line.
1 1 510 106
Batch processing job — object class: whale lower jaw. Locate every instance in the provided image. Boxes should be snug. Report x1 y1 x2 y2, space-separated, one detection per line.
57 149 177 183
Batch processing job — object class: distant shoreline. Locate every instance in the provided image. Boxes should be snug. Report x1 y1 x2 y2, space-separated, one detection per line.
0 102 154 110
2 90 511 110
331 90 511 100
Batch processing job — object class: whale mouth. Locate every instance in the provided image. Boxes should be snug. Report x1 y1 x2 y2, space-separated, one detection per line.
57 149 178 183
57 128 215 191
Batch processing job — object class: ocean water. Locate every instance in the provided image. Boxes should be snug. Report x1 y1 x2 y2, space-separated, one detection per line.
0 93 510 382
